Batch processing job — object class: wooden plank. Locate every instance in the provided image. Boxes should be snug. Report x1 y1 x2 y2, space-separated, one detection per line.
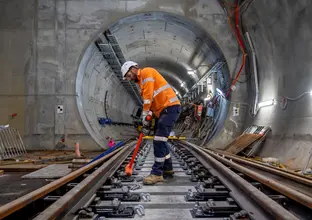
0 164 47 172
0 170 3 175
224 134 262 155
22 164 72 179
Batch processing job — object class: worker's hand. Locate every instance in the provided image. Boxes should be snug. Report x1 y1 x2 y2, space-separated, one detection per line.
141 110 152 127
141 126 151 136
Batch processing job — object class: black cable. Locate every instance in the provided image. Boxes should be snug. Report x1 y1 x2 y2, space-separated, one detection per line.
240 0 255 16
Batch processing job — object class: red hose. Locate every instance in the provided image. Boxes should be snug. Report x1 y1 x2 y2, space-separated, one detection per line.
225 4 247 98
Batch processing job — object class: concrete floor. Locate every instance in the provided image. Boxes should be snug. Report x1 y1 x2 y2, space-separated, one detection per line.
0 172 49 205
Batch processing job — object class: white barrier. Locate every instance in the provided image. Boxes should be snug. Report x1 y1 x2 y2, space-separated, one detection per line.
0 127 26 160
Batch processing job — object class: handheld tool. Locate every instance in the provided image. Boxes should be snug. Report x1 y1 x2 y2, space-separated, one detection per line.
125 114 152 176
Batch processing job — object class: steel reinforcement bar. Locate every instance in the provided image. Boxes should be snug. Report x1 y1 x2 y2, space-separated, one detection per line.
0 141 135 219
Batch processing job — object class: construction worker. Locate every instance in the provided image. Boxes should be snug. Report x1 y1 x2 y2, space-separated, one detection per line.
121 61 181 185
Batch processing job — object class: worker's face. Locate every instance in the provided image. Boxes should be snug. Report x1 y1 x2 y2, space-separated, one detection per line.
125 67 138 81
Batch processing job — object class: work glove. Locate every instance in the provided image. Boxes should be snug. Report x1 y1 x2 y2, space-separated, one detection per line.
141 126 151 136
141 110 152 127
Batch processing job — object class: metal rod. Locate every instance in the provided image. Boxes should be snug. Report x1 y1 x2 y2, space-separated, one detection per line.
202 147 312 210
33 144 132 220
7 129 19 157
8 129 19 157
0 135 6 160
182 141 299 220
245 32 259 115
214 150 312 186
15 128 27 154
0 142 131 219
215 149 312 181
12 128 23 156
0 130 12 158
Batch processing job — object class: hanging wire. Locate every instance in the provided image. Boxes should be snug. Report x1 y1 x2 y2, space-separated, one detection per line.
279 91 312 110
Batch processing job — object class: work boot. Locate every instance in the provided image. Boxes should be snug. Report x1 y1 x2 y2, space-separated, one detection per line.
163 170 175 177
143 174 164 185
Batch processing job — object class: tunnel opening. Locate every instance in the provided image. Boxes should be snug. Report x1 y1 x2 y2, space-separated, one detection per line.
76 11 231 149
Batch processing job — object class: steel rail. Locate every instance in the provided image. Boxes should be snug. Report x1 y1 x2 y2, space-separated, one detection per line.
213 150 312 186
0 144 127 219
33 143 133 220
181 141 299 220
201 147 312 210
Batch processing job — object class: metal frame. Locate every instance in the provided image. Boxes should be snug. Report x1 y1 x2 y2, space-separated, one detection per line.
183 61 225 99
95 30 142 106
0 127 26 160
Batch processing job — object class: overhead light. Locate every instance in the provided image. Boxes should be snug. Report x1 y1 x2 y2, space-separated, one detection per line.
216 88 225 97
176 91 179 95
310 91 312 96
180 82 185 87
187 70 195 75
258 99 275 108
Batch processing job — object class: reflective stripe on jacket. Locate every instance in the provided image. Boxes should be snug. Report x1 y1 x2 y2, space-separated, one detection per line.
137 67 180 118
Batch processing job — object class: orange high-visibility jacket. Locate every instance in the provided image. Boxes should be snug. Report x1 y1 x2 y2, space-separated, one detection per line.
137 67 180 118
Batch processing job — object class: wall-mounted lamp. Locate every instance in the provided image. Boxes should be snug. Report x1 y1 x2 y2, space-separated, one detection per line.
258 99 275 108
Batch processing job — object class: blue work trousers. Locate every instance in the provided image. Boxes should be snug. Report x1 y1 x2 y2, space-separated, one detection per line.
151 105 181 176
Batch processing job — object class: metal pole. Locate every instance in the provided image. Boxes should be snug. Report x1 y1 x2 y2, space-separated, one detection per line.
6 129 18 158
8 128 22 157
0 130 12 159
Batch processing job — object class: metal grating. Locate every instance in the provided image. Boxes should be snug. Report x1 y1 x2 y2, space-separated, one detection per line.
0 127 27 160
95 31 142 106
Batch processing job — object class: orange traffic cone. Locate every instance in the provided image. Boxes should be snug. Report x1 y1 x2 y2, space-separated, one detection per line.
75 142 81 158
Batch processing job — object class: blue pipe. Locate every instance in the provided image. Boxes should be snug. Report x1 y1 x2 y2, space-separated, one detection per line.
86 141 125 165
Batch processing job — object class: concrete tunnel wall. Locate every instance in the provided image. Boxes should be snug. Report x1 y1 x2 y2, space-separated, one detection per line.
0 0 247 151
1 0 311 169
242 1 312 170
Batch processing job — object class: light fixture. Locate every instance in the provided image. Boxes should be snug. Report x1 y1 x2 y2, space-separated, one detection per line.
216 88 225 97
310 91 312 96
180 82 185 87
187 70 195 75
258 99 275 108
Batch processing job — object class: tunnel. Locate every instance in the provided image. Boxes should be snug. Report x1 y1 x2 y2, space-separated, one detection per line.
1 0 312 172
76 11 231 149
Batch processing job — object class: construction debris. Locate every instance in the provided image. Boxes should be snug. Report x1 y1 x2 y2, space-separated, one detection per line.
69 159 92 171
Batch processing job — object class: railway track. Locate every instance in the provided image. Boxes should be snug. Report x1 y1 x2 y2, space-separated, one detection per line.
0 140 311 220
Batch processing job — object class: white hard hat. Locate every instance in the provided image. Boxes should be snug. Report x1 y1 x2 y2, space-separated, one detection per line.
121 61 138 79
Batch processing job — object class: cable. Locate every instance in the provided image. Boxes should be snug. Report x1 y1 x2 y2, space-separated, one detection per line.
225 4 247 98
240 0 255 16
279 91 311 110
284 91 311 101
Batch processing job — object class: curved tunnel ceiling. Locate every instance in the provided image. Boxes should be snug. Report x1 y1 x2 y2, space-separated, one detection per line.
108 12 225 96
76 11 230 148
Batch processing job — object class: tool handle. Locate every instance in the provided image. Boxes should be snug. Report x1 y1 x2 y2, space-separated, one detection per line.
128 133 144 168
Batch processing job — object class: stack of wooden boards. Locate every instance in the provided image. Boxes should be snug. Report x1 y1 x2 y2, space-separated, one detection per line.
221 126 271 156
